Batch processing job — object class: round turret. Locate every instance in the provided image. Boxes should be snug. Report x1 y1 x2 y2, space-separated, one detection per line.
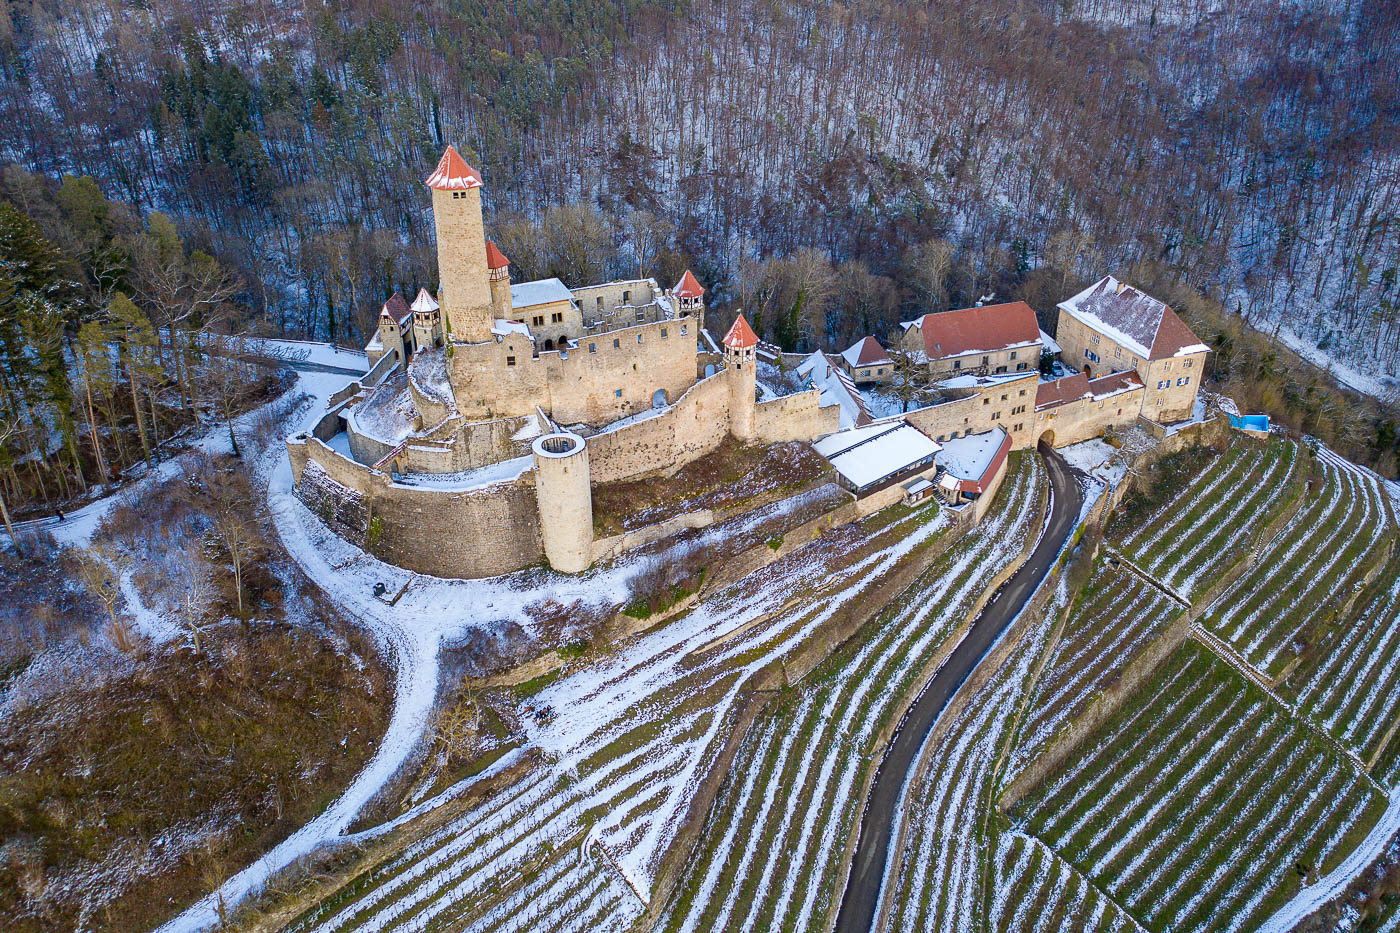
532 432 593 574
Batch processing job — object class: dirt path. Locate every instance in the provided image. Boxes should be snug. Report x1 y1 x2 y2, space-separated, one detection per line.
833 444 1084 933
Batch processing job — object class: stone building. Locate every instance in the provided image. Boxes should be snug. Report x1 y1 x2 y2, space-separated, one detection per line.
1053 276 1209 422
900 302 1042 378
839 336 893 384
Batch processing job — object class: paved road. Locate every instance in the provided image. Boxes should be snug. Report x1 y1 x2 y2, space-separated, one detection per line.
833 443 1085 933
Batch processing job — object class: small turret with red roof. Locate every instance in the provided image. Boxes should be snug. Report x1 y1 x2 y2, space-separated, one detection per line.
722 313 759 350
672 269 705 318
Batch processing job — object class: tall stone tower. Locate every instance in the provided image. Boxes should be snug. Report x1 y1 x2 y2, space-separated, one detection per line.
486 240 512 321
723 313 759 442
425 146 494 343
532 432 593 574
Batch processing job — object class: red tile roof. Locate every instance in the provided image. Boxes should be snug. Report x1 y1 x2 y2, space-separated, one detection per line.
722 314 759 349
842 336 890 368
425 145 483 190
1088 370 1144 397
674 269 705 298
486 240 510 269
380 292 411 326
1035 372 1090 410
913 302 1040 360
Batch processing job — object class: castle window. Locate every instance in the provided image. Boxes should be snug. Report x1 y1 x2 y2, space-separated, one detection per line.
661 328 668 338
681 324 688 334
596 297 604 308
1157 380 1168 389
983 398 989 406
1017 363 1027 371
613 338 620 348
532 315 544 326
981 355 989 366
623 290 631 303
637 333 643 344
1019 389 1027 396
1010 351 1017 360
507 356 516 366
877 368 885 375
992 412 1001 420
635 309 645 323
1091 334 1100 345
1014 423 1023 432
615 389 622 397
953 360 961 371
551 312 563 324
1115 347 1122 358
1185 359 1194 368
589 342 596 353
1000 394 1008 401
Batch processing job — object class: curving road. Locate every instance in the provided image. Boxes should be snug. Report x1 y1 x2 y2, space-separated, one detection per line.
834 443 1084 933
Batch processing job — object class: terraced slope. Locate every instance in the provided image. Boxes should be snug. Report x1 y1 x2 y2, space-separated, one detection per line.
1286 548 1400 786
1112 436 1299 600
872 567 1143 933
991 833 1144 933
1010 640 1386 933
657 453 1046 933
278 484 968 933
1009 561 1183 776
1205 449 1392 678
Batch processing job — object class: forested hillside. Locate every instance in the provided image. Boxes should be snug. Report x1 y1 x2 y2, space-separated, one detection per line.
1 0 1397 372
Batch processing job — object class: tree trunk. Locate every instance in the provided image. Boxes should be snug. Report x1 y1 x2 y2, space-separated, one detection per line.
128 360 153 467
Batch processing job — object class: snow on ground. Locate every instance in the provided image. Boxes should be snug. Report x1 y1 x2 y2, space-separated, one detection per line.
395 455 534 491
247 337 369 372
1276 325 1399 403
1058 438 1116 473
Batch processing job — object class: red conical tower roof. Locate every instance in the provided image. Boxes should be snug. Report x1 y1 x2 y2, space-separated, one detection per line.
425 145 483 190
486 240 511 270
722 314 759 349
674 269 705 298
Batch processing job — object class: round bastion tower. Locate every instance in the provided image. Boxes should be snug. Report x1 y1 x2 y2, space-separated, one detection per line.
723 313 760 442
532 432 594 574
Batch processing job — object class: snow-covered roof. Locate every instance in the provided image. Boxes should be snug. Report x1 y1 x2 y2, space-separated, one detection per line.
937 427 1010 493
1057 276 1204 361
511 278 575 310
841 336 891 369
411 288 439 315
1039 328 1061 355
902 477 933 495
1035 373 1091 410
492 319 532 339
1087 370 1144 400
813 421 940 490
936 371 1037 392
904 302 1041 360
797 352 872 430
425 145 483 190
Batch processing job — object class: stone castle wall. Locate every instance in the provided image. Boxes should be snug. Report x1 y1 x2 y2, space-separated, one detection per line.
753 388 840 443
448 316 698 424
289 434 544 578
1034 385 1146 446
587 372 733 484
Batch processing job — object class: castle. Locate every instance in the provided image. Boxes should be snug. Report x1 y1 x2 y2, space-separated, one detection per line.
287 148 1208 581
288 147 839 578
